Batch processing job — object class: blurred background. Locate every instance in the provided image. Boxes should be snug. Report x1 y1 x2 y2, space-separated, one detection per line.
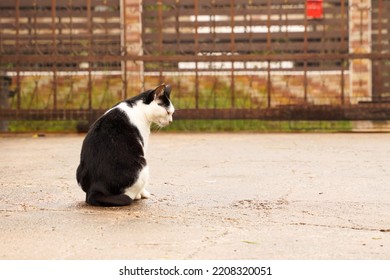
0 0 389 132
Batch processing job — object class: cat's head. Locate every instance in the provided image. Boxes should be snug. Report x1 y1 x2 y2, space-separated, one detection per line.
144 83 175 127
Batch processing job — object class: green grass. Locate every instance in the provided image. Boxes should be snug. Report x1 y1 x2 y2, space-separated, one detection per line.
6 120 353 133
8 120 83 133
162 120 353 133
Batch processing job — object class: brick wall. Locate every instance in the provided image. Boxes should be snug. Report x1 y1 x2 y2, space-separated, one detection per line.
349 0 372 103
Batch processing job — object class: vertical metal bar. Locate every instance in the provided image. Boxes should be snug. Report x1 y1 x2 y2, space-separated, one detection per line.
33 1 37 55
230 0 235 108
376 0 383 101
175 1 180 54
340 0 346 105
248 8 253 60
104 2 108 56
212 3 216 54
175 1 180 105
194 0 199 109
266 0 271 108
87 0 92 111
303 0 308 103
140 0 145 92
157 0 163 84
231 68 235 108
68 1 74 58
285 1 290 105
210 2 217 110
285 0 289 48
52 0 57 110
230 0 235 52
266 0 271 51
267 61 271 108
121 0 128 99
15 0 21 110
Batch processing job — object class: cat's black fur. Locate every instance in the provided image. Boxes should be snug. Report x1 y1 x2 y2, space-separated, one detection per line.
124 84 171 108
76 84 172 207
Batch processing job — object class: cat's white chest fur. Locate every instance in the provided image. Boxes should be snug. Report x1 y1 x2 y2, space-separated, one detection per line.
115 102 151 150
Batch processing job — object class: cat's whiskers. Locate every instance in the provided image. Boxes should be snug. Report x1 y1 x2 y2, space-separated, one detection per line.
151 123 163 133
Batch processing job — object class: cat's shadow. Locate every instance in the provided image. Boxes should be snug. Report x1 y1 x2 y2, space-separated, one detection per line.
73 199 149 212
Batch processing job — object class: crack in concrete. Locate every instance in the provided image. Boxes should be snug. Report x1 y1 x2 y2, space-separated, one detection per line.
287 221 390 233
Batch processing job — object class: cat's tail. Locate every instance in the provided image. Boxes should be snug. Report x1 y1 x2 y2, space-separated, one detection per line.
86 192 132 207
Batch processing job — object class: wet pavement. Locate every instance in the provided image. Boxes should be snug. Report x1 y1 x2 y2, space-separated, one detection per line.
0 133 389 259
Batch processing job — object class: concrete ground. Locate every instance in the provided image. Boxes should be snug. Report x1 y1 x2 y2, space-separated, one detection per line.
0 133 389 260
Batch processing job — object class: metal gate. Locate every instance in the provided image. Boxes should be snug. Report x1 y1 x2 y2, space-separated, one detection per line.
1 0 390 123
372 0 390 102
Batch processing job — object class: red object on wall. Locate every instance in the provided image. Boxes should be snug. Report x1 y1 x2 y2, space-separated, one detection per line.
307 0 323 19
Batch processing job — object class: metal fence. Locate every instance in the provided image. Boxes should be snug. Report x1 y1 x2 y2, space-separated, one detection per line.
0 0 389 123
372 0 390 102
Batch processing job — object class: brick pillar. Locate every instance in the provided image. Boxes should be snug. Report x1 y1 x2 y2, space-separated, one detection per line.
122 0 143 97
349 0 372 104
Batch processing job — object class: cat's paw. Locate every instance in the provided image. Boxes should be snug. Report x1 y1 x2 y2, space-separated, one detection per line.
134 193 142 200
141 189 151 199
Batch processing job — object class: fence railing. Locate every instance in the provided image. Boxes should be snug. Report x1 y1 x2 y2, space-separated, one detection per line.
0 0 389 123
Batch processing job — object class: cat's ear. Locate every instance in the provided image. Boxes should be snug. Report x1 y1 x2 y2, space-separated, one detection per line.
164 84 172 98
154 83 166 100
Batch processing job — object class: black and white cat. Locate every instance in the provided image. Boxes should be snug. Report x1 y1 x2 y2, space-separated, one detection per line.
76 84 174 207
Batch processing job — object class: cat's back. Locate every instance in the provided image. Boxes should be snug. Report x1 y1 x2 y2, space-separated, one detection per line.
77 105 146 193
78 106 145 177
83 106 144 151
